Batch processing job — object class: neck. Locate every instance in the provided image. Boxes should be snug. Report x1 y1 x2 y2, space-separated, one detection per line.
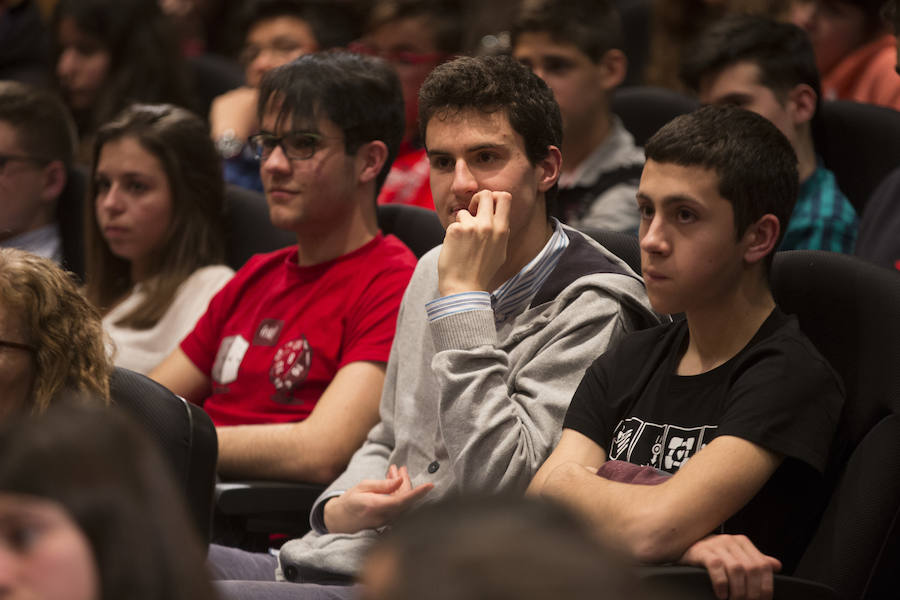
795 128 817 182
561 112 612 175
678 273 775 375
487 215 554 291
294 196 379 266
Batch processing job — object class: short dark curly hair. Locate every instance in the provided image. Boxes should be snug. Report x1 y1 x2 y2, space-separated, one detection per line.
645 105 798 269
418 54 562 205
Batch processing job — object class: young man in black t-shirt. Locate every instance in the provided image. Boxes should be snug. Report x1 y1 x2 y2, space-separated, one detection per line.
529 105 844 600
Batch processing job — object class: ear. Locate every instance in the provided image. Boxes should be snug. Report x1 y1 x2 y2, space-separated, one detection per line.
742 213 780 265
787 83 817 126
355 140 389 186
39 161 67 206
536 145 562 193
599 48 627 91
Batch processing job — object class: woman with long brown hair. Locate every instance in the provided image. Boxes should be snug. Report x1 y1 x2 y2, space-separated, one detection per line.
84 103 233 374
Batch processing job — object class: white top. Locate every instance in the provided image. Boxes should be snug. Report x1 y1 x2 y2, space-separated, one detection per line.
103 265 234 374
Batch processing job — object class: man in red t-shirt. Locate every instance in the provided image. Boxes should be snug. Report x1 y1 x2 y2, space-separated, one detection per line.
151 52 416 484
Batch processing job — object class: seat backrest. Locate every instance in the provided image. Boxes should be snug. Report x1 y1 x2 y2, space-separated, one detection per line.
58 166 87 281
612 86 700 146
376 203 445 258
110 367 218 543
770 251 900 598
581 227 642 274
770 250 900 443
222 184 295 269
813 100 900 215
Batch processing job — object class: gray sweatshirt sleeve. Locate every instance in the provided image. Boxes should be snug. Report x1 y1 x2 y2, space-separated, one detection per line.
429 283 634 495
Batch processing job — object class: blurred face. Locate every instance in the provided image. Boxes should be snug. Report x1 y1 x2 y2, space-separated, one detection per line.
242 16 319 88
0 302 34 418
94 137 173 282
361 16 446 141
258 108 358 233
56 18 111 111
425 109 554 247
799 1 869 75
637 160 747 316
0 494 98 600
698 61 799 147
513 32 608 137
0 122 55 243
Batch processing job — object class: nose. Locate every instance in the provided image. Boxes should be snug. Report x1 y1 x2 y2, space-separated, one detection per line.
98 183 126 214
639 213 670 256
260 144 291 176
450 159 478 199
57 48 78 81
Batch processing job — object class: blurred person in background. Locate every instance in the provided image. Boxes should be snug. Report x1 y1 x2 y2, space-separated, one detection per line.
210 0 357 192
0 81 82 274
0 247 111 417
361 495 646 600
645 0 791 93
52 0 196 161
83 103 233 375
0 403 217 600
793 0 900 110
354 0 463 210
512 0 644 234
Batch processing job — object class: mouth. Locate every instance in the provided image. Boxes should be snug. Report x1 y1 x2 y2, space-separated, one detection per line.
267 188 299 202
642 267 668 282
103 226 129 238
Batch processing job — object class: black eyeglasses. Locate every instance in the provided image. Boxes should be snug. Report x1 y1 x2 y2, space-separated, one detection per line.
0 153 52 173
0 340 35 353
247 132 339 161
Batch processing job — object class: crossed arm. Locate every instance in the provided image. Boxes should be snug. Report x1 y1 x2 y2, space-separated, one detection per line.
530 429 784 599
150 349 385 483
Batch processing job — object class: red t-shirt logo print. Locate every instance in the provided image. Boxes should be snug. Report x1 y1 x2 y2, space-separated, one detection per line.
269 336 313 403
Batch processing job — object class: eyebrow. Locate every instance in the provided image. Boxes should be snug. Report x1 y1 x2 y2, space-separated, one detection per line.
636 191 701 206
426 142 506 157
711 92 753 105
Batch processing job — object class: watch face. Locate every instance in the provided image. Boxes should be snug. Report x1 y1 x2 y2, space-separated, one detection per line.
216 131 245 159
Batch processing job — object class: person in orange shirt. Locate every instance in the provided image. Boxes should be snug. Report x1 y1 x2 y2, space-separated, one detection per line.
795 0 900 110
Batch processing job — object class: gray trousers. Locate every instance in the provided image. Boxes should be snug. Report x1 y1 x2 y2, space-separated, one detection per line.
208 544 359 600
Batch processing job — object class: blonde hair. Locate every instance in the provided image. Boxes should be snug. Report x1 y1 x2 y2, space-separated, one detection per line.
0 248 111 412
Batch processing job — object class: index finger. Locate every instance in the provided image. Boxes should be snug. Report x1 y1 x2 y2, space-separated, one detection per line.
492 191 511 230
468 190 495 223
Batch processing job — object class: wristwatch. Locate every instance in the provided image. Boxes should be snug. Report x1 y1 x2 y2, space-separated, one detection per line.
215 129 245 159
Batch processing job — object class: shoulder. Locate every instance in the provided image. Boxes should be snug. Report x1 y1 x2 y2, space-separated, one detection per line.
533 227 658 326
371 234 418 270
182 265 235 288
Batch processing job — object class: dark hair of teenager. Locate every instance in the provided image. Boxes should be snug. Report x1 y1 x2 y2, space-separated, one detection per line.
681 15 822 101
0 403 216 600
417 54 563 206
365 494 644 600
644 105 798 270
84 103 226 329
239 0 359 52
510 0 623 62
366 0 464 54
257 51 404 194
0 81 77 167
51 0 195 139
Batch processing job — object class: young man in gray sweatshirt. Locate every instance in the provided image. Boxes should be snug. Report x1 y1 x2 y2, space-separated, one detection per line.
210 54 659 600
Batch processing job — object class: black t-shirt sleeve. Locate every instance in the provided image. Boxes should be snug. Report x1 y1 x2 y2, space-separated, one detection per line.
564 351 614 449
717 333 844 474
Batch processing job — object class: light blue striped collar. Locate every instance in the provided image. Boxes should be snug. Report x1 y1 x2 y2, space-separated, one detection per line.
492 218 569 322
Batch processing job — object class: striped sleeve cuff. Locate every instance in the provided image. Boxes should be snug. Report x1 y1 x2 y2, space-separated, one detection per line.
425 291 492 322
